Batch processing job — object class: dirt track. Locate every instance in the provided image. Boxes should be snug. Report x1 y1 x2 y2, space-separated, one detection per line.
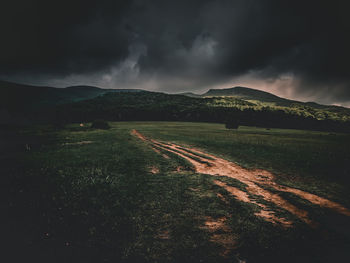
132 129 350 227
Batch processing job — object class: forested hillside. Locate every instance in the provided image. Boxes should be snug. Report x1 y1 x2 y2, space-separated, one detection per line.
2 81 350 132
54 92 350 132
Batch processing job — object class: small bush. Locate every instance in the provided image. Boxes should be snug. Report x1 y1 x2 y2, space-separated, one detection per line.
225 120 239 129
91 120 111 129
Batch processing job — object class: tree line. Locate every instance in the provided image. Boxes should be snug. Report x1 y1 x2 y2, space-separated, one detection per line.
50 92 350 132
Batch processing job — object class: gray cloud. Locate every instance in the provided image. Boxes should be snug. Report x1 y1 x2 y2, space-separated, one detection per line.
1 0 350 106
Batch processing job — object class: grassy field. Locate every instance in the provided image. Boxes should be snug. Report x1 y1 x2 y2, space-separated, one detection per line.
134 122 350 203
2 122 350 262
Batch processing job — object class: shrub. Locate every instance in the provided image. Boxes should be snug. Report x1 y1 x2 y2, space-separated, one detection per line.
91 120 111 129
225 120 239 129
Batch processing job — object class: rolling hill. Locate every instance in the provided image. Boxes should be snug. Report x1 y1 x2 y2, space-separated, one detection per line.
2 80 349 113
0 80 142 111
1 80 350 131
203 86 289 103
189 86 346 109
182 86 350 117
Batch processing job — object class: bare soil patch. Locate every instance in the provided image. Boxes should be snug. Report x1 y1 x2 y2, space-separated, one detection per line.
201 216 236 256
149 166 160 174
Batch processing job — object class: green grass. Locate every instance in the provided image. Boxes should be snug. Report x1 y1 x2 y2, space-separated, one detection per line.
133 122 350 205
3 121 350 262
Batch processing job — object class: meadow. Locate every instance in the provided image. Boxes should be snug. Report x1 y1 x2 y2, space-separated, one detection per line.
2 122 350 262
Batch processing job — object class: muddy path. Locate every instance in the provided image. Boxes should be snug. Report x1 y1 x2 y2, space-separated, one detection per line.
132 129 350 228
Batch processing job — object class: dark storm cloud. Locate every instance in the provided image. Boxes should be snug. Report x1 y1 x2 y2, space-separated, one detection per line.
0 0 133 74
1 0 350 105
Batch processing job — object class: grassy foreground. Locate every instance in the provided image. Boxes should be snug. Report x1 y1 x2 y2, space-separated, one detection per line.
2 122 350 263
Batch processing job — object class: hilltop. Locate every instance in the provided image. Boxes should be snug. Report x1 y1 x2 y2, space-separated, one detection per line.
1 80 350 131
203 86 288 104
185 86 349 111
181 86 350 120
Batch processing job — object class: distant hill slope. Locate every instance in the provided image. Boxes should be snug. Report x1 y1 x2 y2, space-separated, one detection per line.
1 80 350 128
55 91 350 132
202 86 298 106
176 92 202 98
0 80 142 111
194 86 350 116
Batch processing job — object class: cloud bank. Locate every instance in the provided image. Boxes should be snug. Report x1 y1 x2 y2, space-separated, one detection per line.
1 0 350 105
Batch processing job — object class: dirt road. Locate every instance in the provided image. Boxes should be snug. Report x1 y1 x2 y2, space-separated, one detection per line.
132 129 350 227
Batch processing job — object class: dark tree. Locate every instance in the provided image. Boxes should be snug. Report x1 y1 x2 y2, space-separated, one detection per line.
225 119 239 129
91 120 111 129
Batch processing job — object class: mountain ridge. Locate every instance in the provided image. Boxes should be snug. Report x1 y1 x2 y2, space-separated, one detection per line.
1 80 350 130
0 80 143 110
179 86 350 111
1 80 349 112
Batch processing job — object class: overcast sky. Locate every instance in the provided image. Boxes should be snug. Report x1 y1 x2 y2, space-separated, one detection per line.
1 0 350 106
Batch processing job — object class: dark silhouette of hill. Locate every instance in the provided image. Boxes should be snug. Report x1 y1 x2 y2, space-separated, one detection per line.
53 91 350 132
1 80 350 132
0 80 142 111
176 92 202 98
